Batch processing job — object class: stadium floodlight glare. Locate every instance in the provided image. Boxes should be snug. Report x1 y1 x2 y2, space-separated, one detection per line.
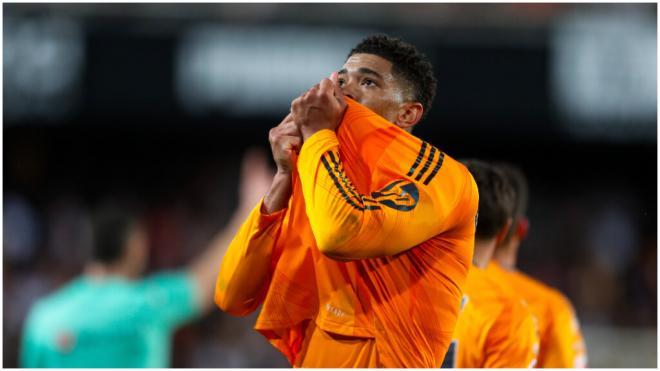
4 15 84 124
551 10 656 142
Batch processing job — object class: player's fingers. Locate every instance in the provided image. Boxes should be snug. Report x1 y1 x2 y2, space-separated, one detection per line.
304 83 319 96
279 120 302 137
277 114 296 129
301 83 321 104
268 126 278 143
280 134 302 153
319 78 334 99
270 122 300 147
330 71 346 106
290 96 302 115
288 136 302 151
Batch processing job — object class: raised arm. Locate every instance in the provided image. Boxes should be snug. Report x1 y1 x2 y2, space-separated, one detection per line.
296 128 476 259
212 199 285 316
290 76 477 259
212 115 301 315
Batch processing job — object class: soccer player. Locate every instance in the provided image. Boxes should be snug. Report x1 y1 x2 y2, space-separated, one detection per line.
20 150 273 367
216 34 479 367
488 162 588 368
443 160 539 368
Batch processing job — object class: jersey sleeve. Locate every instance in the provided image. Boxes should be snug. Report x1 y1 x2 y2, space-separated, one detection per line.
214 199 286 315
484 300 540 368
297 128 477 259
139 271 202 330
542 294 588 368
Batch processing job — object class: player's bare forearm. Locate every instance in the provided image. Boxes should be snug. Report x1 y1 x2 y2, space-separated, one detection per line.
262 170 292 214
266 112 301 214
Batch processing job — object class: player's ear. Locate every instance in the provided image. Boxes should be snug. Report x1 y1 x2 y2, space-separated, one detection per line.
495 218 513 245
516 217 529 241
395 102 424 132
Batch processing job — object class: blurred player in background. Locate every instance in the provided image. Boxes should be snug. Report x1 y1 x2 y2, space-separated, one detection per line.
443 160 539 368
216 34 478 367
488 162 588 368
20 150 272 368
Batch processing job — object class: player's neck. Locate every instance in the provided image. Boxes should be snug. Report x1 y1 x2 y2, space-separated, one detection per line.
492 242 519 271
472 239 496 269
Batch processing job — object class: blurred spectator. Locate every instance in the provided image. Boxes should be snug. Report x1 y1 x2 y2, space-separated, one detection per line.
19 149 273 367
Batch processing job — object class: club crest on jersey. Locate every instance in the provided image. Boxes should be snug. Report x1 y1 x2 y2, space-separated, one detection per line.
321 150 419 212
370 180 419 211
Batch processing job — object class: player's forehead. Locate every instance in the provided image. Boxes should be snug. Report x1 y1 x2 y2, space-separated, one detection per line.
339 53 394 78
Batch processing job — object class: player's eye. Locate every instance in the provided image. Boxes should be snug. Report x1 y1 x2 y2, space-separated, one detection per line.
338 78 346 87
361 79 376 87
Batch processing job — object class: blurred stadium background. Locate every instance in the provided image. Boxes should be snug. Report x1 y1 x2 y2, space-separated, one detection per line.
3 3 656 368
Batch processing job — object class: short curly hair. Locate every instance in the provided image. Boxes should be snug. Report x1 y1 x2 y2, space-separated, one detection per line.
348 34 437 120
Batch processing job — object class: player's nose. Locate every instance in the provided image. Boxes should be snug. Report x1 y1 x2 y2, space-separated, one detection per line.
340 83 359 102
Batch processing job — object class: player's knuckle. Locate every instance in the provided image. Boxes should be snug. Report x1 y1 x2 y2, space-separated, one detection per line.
285 122 297 132
271 131 284 143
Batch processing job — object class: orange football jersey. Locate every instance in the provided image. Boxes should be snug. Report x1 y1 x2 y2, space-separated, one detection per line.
444 265 539 368
487 262 587 368
216 98 478 367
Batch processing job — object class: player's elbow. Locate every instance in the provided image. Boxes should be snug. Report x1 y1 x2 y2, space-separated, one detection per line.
314 228 360 260
214 286 257 316
313 213 368 259
317 241 349 260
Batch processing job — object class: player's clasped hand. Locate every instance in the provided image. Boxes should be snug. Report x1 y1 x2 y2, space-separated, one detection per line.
291 72 347 141
268 113 302 174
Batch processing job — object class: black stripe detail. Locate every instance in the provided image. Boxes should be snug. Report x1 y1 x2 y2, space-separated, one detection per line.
327 151 362 204
406 141 428 177
321 156 363 210
321 152 381 211
326 152 381 209
423 151 445 185
415 145 436 181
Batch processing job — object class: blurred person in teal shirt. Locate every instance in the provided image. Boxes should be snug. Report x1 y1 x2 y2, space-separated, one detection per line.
20 150 272 367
